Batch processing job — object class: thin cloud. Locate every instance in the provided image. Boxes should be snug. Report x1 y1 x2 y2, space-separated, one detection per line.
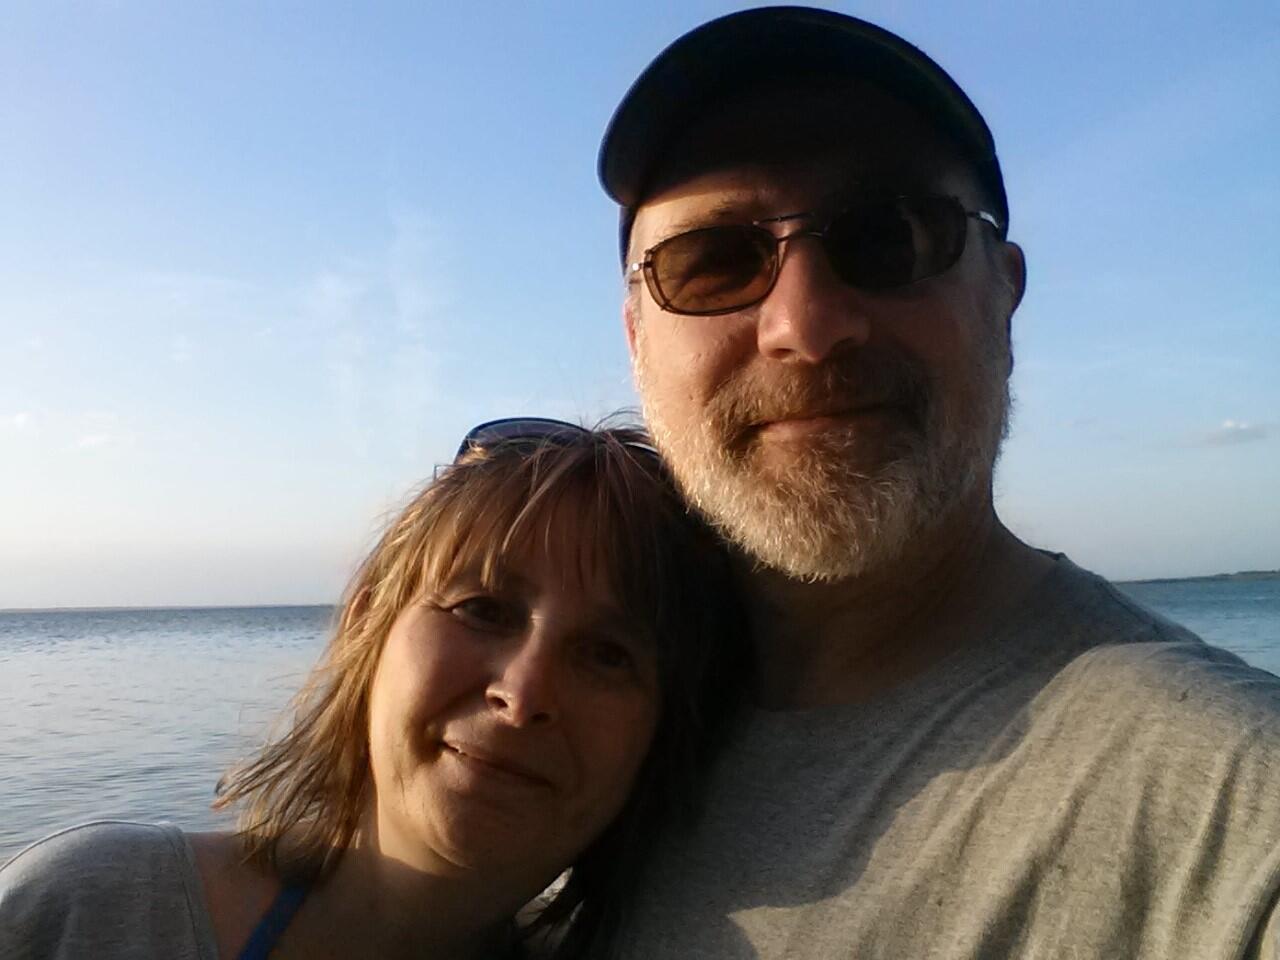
302 208 451 462
1201 420 1269 446
386 210 447 460
76 433 119 449
72 412 134 451
306 268 371 457
5 412 34 432
140 270 250 307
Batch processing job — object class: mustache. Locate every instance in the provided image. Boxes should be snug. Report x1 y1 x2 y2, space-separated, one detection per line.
706 346 933 446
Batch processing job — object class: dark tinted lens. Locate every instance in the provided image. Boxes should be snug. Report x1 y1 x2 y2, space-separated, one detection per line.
649 225 777 314
456 417 583 458
824 196 968 290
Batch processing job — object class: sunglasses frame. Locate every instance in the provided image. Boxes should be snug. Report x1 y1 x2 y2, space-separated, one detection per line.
455 417 587 460
627 195 1002 317
455 417 658 461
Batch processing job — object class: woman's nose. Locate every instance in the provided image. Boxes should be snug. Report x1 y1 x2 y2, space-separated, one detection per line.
485 640 559 727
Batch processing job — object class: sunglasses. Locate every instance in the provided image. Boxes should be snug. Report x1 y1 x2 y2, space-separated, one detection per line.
628 195 1001 317
455 417 657 460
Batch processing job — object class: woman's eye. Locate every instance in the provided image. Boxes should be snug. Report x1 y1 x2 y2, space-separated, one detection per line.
583 638 640 675
447 596 521 631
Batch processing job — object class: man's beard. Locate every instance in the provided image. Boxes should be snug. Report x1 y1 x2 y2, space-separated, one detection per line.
634 331 1010 583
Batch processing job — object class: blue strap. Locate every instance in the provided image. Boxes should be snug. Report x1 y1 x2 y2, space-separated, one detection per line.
237 883 309 960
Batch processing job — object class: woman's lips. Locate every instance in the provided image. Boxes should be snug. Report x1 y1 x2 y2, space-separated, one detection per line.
441 741 554 789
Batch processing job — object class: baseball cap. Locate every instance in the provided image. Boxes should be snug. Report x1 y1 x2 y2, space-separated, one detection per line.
598 6 1009 255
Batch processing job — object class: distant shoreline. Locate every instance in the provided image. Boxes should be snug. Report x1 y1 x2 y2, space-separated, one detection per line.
1117 570 1280 586
0 603 336 615
4 571 1279 613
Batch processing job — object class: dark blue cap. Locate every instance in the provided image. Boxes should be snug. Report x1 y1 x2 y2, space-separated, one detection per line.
599 6 1008 260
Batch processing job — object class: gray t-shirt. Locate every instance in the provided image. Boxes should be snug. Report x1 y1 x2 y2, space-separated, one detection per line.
616 557 1280 959
0 821 217 959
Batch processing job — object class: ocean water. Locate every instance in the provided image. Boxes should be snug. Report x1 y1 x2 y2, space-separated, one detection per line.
2 578 1279 863
1117 577 1280 677
0 606 330 863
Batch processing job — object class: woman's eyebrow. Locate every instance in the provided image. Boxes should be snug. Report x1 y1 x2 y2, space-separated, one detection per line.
433 563 518 596
588 610 654 645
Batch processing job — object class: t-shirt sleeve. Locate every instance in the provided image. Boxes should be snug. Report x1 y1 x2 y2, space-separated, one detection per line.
0 821 216 960
1244 888 1280 959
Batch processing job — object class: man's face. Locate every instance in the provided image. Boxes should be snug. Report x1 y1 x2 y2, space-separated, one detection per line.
625 83 1024 582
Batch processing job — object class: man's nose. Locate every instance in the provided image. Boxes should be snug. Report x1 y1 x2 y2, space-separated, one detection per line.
755 235 872 363
485 637 559 727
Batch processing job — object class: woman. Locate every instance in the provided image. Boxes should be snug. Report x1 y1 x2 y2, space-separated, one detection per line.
0 421 748 959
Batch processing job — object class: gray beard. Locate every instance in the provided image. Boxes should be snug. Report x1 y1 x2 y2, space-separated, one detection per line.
636 338 1010 583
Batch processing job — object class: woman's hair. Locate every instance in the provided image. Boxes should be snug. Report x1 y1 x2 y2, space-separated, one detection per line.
215 422 749 957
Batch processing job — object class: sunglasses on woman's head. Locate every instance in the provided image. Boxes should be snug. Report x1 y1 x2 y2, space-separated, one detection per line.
627 194 1002 317
455 418 657 460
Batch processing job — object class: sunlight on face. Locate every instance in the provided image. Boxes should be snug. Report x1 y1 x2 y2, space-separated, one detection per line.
364 515 659 886
634 324 1008 582
628 85 1014 581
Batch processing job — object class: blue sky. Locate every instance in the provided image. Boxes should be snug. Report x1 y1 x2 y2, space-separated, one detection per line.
2 1 1276 608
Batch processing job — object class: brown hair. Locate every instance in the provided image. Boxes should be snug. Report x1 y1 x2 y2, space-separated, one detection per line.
215 423 749 955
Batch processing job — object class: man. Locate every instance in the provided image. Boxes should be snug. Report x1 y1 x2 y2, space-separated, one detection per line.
596 8 1280 958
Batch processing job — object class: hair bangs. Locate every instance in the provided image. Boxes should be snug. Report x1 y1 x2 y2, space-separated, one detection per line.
418 438 668 644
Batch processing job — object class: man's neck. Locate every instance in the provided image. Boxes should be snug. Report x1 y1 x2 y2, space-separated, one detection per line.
745 501 1054 709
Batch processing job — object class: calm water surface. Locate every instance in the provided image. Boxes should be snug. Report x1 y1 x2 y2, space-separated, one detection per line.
2 579 1279 862
0 606 329 862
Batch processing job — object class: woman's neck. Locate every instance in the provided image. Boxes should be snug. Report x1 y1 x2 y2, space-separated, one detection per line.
279 823 533 960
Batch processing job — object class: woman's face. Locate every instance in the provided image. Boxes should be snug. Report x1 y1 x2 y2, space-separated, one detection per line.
365 525 660 886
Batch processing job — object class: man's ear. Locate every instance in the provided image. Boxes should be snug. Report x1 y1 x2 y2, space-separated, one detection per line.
623 295 640 359
1000 241 1027 320
997 241 1026 364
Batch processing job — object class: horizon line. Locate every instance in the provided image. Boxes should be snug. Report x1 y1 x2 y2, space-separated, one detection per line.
0 602 336 615
3 569 1277 615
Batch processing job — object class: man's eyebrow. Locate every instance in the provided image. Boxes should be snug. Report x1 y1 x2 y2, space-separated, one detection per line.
657 172 943 235
660 199 758 235
829 171 937 203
